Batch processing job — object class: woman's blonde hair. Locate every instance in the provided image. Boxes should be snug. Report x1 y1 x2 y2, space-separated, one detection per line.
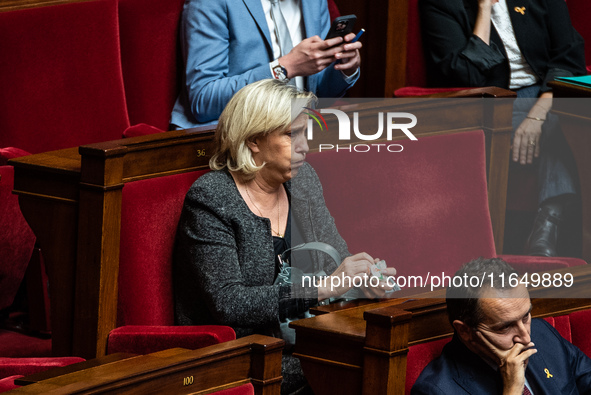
209 79 316 178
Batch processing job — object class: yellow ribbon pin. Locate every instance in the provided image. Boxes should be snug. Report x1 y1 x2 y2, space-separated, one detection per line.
544 368 553 378
514 7 526 15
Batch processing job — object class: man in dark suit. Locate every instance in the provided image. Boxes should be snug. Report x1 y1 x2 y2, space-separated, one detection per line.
412 258 591 394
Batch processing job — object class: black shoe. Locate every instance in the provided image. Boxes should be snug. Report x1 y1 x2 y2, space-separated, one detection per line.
525 202 564 257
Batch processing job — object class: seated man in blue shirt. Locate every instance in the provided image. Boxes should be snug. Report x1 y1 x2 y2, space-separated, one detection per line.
413 258 591 394
170 0 361 128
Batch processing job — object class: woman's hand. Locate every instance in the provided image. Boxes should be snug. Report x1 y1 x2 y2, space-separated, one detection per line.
359 264 397 298
512 118 542 164
317 254 397 300
512 92 552 165
317 252 373 300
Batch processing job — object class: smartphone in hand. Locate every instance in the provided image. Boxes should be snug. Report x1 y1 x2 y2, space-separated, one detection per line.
325 14 357 40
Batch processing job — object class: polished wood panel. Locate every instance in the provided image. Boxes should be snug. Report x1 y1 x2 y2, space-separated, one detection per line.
12 149 81 355
291 265 591 395
10 97 512 358
10 335 283 395
14 353 136 386
0 0 94 13
548 80 591 263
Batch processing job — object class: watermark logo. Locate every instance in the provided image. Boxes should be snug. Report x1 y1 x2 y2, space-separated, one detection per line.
306 109 417 141
305 108 418 153
303 107 328 132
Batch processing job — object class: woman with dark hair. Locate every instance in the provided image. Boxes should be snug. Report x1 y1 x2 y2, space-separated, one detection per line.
420 0 586 256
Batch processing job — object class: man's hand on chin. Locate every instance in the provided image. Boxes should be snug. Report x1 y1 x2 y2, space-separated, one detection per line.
474 331 537 395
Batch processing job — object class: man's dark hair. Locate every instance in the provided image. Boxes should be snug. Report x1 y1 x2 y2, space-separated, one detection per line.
446 257 519 328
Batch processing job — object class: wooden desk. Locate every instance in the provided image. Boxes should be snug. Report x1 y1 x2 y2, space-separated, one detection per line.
10 126 216 358
290 264 591 395
9 97 512 358
10 335 283 395
548 80 591 262
14 353 136 386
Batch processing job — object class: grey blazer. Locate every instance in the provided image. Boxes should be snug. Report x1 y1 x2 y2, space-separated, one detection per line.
173 162 350 338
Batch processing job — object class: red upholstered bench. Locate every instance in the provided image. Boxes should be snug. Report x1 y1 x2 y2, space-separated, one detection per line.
0 376 20 393
0 357 85 393
393 0 471 98
107 169 235 355
306 130 585 282
0 167 35 314
0 357 85 381
0 0 130 356
117 0 184 131
214 383 256 395
0 166 51 357
0 0 130 156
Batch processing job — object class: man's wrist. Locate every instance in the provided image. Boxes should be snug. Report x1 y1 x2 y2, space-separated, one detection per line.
341 67 359 81
270 59 290 82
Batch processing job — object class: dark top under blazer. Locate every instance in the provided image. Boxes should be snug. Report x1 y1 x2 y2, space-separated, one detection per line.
173 163 350 338
419 0 586 92
412 319 591 394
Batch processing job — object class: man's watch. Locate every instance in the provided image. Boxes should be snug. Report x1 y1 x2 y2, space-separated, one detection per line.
270 59 289 82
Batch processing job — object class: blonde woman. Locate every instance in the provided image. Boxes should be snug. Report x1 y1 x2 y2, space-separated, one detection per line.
174 79 395 394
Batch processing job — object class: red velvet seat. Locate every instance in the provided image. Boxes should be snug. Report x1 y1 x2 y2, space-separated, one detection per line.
0 376 20 393
393 0 470 97
214 383 256 395
0 166 50 357
0 357 85 380
107 170 235 355
328 0 340 20
0 356 84 393
117 0 185 131
405 337 451 395
0 0 131 357
0 167 35 314
0 0 129 156
565 309 591 357
306 131 585 281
